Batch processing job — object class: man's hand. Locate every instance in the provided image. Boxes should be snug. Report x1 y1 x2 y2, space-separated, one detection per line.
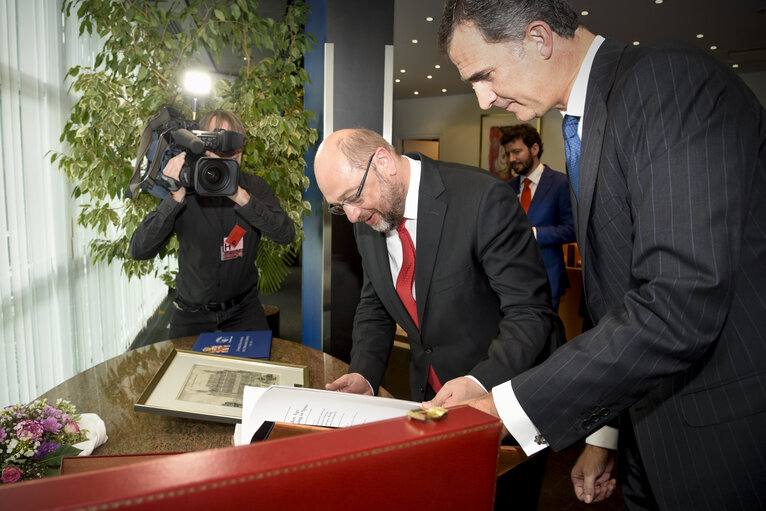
162 152 187 202
228 186 250 206
571 444 617 504
325 372 373 395
422 377 487 408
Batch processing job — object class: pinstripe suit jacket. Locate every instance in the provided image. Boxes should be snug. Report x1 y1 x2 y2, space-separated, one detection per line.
511 38 766 509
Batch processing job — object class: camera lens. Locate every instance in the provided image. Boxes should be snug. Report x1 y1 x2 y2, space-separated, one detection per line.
194 157 239 196
203 166 224 186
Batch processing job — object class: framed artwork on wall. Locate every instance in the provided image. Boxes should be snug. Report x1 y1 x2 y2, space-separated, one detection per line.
479 114 542 181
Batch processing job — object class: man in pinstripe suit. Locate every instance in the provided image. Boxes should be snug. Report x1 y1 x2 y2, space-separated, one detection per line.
431 1 766 509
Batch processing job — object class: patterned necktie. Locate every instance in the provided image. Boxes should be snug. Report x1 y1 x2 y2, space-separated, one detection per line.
395 219 442 393
520 178 531 213
562 114 582 201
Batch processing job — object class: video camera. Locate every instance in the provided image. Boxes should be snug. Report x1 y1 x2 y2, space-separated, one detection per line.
126 106 245 199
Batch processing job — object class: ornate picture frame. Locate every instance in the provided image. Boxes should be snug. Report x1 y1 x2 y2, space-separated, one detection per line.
135 349 309 424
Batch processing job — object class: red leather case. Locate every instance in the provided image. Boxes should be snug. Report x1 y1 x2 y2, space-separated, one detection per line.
1 405 502 510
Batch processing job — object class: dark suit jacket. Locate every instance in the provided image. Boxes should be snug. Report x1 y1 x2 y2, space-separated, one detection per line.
509 166 575 299
510 38 766 509
350 154 560 401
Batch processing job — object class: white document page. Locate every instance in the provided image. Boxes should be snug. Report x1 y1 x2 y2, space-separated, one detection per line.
236 385 420 446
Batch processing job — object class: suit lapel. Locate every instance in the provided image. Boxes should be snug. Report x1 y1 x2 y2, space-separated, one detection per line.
409 154 447 331
578 38 626 257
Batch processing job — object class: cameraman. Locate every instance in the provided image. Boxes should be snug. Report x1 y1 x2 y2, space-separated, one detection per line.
129 110 295 338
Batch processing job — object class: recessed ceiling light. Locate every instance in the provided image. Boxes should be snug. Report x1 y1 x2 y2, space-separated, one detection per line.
696 34 704 39
581 10 589 16
414 91 419 95
733 64 740 68
425 16 433 22
655 0 663 4
633 41 640 46
412 39 418 44
441 88 447 93
434 64 441 69
395 79 400 83
710 45 718 50
427 75 433 79
400 69 406 73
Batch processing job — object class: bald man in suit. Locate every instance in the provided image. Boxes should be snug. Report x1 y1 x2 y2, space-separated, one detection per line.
314 128 561 510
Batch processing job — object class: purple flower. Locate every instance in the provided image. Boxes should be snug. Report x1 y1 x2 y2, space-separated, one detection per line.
0 428 6 443
2 465 23 484
43 404 62 418
33 441 60 460
14 419 44 441
41 416 62 434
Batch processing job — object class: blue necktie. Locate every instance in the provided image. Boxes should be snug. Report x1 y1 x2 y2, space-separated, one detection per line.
562 114 581 201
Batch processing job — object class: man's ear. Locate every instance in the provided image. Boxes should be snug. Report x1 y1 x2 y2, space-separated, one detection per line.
526 21 554 60
376 148 397 176
531 143 540 157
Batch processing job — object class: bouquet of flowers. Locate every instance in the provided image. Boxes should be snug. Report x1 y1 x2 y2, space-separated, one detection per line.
1 398 88 484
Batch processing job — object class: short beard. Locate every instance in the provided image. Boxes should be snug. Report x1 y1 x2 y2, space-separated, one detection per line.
372 174 406 233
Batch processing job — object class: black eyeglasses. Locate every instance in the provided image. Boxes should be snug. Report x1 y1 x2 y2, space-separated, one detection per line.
327 153 375 215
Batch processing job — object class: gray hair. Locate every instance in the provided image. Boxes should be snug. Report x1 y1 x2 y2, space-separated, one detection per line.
335 129 397 171
438 0 580 53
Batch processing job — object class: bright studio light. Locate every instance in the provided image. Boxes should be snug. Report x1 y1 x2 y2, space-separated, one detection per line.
183 70 212 96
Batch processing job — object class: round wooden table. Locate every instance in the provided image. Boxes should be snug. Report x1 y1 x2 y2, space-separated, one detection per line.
38 338 371 455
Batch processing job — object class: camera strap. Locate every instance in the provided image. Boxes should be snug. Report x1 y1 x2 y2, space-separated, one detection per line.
125 106 178 199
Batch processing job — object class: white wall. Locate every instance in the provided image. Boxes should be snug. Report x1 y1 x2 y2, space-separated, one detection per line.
393 93 567 174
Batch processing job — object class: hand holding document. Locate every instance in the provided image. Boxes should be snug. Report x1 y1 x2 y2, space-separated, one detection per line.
234 385 421 446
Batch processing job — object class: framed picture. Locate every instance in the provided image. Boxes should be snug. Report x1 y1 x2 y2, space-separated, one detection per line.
479 114 542 181
135 349 309 424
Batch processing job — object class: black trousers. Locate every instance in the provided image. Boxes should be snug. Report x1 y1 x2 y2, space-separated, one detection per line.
168 289 269 339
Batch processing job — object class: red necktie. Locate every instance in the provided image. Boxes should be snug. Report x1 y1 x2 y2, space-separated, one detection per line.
396 219 442 393
520 178 531 213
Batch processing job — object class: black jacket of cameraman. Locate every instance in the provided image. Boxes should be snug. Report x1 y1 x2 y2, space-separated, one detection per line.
129 171 294 337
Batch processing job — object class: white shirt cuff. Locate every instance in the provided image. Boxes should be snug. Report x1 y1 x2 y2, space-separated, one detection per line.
585 425 618 450
492 380 548 456
465 375 487 393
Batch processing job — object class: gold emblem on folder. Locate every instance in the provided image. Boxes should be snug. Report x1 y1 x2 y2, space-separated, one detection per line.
407 407 448 422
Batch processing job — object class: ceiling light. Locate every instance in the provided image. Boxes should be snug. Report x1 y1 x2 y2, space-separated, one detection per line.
581 10 589 16
400 69 406 73
696 34 704 39
414 91 419 95
733 64 740 68
434 64 441 69
633 41 640 46
710 45 718 50
441 89 447 93
425 16 433 22
655 0 663 4
427 75 433 79
395 79 401 83
412 39 418 44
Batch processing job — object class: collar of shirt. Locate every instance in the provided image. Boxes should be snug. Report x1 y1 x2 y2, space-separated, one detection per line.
386 155 421 244
561 35 605 137
386 154 421 296
522 162 545 188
